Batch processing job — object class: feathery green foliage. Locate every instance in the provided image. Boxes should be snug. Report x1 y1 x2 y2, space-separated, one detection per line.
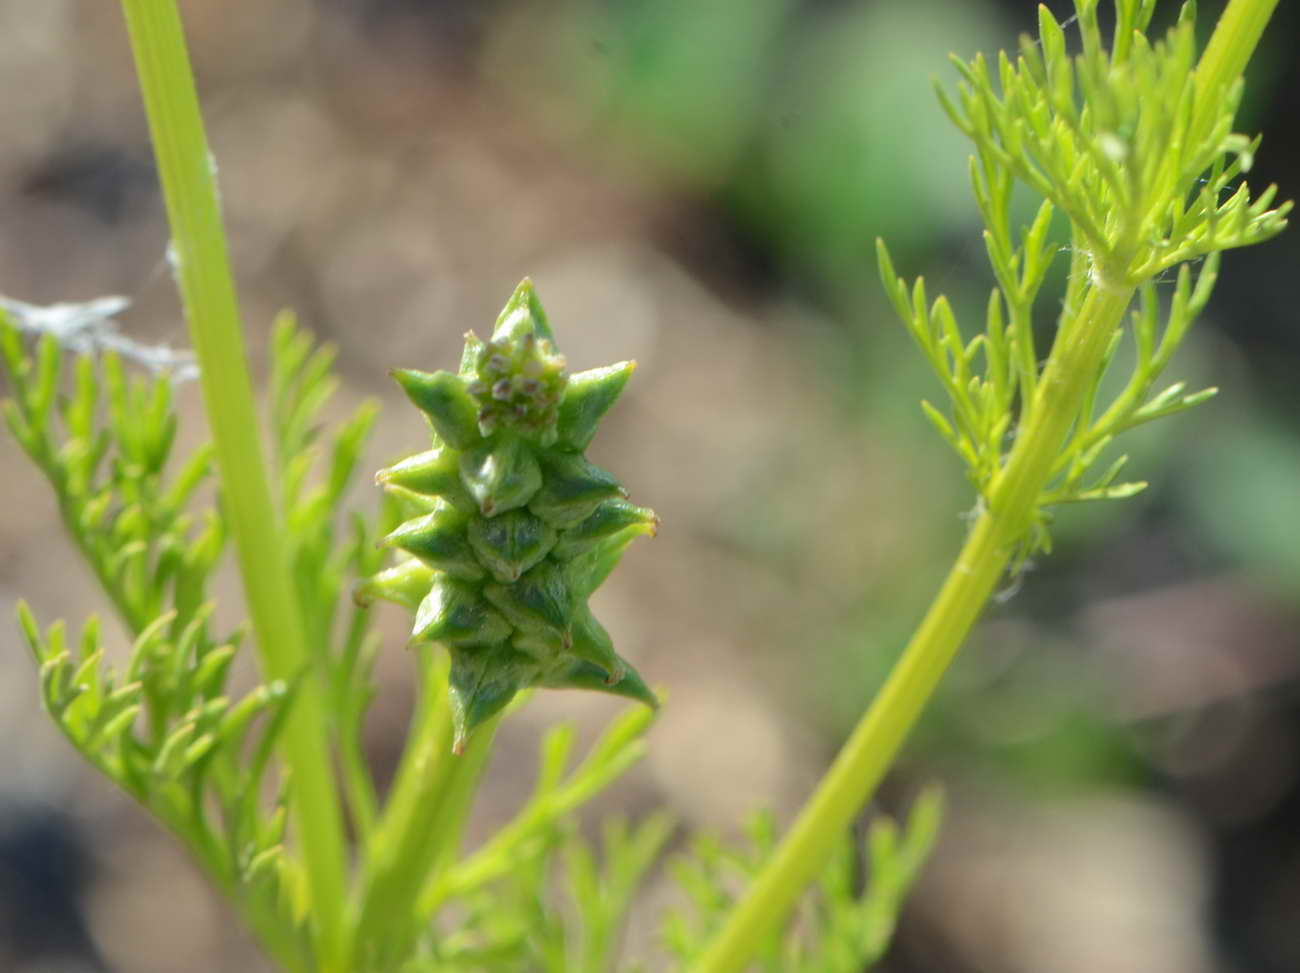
696 2 1287 970
878 0 1289 563
0 306 664 971
2 1 1286 971
412 714 671 972
0 311 344 966
1 325 217 635
669 789 943 971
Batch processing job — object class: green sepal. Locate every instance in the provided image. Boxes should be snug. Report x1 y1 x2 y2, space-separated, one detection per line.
565 604 623 681
551 498 658 561
510 629 568 660
541 657 657 709
392 369 481 450
459 435 542 517
466 509 558 584
482 559 574 648
447 643 536 753
564 530 648 600
376 447 475 512
383 502 485 582
492 278 557 344
528 453 624 529
378 484 440 519
458 330 486 377
556 361 636 452
413 575 512 648
355 559 436 612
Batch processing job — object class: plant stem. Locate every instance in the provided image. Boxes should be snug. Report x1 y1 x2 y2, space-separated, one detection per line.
351 650 453 945
692 278 1134 973
695 7 1278 968
1193 0 1280 142
116 1 349 966
351 649 501 966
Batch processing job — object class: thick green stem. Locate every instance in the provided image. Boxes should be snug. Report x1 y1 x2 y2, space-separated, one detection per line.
117 1 349 966
694 3 1279 969
1193 0 1280 143
692 281 1134 973
351 649 501 966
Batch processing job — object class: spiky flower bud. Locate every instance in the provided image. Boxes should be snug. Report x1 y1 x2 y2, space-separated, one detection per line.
360 280 657 750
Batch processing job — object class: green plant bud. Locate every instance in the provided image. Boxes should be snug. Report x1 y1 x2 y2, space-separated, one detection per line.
392 369 482 450
529 453 625 529
550 498 658 561
459 435 543 517
380 279 657 748
556 361 636 451
376 447 475 512
355 558 435 612
466 508 558 584
383 502 485 582
414 575 512 648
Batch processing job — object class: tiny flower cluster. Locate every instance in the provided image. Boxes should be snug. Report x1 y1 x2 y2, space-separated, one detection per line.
465 324 567 438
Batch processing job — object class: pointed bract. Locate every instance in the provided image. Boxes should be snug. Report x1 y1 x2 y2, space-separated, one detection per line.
377 447 475 512
413 575 512 648
458 330 485 377
542 657 658 709
467 508 558 584
448 644 535 752
384 502 484 582
393 369 481 450
566 605 623 682
493 278 556 344
354 558 434 612
564 530 650 600
529 453 624 528
459 436 543 517
556 361 636 451
380 483 440 518
551 498 658 561
482 559 573 646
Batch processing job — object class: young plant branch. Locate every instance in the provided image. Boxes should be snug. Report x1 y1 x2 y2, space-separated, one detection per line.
116 1 350 965
693 2 1286 970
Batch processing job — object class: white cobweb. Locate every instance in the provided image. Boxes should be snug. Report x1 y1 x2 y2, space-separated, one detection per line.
0 293 199 384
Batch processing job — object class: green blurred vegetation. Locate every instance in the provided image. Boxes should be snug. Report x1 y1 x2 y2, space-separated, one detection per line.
2 1 1297 969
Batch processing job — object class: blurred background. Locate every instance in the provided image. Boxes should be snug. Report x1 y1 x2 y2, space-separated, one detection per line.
1 0 1297 970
